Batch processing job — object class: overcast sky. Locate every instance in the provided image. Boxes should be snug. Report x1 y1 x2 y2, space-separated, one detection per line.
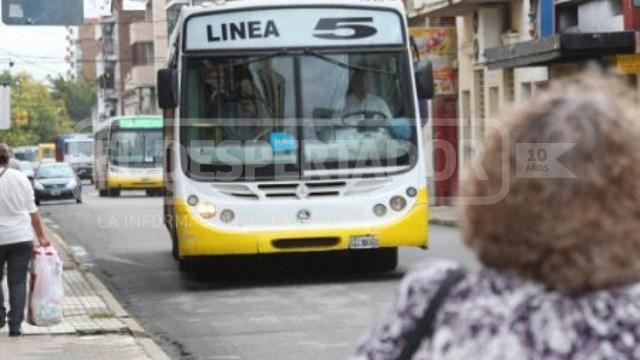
0 0 145 81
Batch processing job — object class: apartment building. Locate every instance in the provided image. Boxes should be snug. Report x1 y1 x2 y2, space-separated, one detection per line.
94 0 145 123
123 0 168 115
76 19 100 82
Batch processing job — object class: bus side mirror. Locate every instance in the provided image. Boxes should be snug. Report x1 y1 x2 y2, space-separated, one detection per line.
158 68 178 109
415 63 434 100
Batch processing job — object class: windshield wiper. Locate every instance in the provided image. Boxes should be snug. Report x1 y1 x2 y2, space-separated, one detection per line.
302 48 396 76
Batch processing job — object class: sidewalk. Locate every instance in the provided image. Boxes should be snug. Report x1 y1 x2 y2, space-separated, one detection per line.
429 206 459 227
0 229 171 360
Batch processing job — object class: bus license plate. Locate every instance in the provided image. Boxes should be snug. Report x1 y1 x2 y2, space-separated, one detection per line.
349 236 378 249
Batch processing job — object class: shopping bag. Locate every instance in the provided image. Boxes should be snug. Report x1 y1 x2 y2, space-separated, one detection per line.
28 245 64 326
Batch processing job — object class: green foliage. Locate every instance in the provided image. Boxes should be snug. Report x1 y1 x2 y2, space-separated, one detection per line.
50 75 96 125
0 71 73 147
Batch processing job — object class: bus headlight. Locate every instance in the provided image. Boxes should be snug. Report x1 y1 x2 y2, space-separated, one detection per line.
34 181 45 191
389 196 407 211
196 202 216 219
373 203 387 217
406 187 418 198
187 195 199 206
220 209 235 223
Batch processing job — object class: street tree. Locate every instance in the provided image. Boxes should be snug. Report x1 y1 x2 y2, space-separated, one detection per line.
0 71 72 146
50 75 96 126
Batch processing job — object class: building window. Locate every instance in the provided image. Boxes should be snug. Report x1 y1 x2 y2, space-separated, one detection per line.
521 82 533 101
132 42 153 66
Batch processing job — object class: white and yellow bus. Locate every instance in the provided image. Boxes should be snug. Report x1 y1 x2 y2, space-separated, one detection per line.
158 0 434 273
93 116 164 197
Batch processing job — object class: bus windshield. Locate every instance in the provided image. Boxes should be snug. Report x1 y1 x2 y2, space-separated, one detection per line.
182 51 415 180
110 130 162 167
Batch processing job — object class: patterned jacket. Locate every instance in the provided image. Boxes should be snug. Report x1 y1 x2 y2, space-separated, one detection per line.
353 260 640 360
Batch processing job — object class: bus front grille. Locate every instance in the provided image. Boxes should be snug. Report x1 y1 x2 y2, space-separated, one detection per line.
212 180 390 200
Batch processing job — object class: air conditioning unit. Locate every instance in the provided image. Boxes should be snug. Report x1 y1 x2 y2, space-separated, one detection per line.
472 7 504 64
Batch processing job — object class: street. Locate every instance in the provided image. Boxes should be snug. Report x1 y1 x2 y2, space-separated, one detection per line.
38 185 477 360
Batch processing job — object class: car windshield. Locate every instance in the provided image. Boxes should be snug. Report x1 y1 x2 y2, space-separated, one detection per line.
65 141 93 157
110 130 162 167
181 52 415 181
36 164 74 179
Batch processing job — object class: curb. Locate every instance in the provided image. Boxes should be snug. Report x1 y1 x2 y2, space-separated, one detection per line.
46 227 172 360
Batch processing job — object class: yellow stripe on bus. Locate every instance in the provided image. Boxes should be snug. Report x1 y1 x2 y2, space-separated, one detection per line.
108 175 163 189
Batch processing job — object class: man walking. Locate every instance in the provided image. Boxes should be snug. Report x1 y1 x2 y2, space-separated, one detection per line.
0 142 49 336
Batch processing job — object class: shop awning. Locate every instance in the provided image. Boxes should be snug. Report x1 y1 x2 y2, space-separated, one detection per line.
484 32 637 70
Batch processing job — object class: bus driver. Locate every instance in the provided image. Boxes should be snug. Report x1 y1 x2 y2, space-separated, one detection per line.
341 70 392 121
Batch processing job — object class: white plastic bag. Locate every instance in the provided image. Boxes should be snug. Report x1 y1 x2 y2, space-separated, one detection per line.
28 245 64 326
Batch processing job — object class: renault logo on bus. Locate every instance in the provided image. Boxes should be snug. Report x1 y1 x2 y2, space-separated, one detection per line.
296 209 311 223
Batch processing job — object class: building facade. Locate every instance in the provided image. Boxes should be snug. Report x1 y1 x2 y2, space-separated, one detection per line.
122 0 168 116
407 0 640 204
94 0 146 123
76 19 100 82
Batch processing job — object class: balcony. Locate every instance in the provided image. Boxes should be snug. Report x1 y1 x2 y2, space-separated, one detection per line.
484 32 636 69
410 0 508 17
126 65 155 91
130 22 153 45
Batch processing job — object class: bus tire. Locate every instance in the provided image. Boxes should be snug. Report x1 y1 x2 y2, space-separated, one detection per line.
350 248 398 273
171 228 179 260
108 189 121 197
99 189 108 197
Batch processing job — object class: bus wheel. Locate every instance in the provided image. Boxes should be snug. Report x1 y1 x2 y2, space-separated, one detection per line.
99 189 108 197
108 189 121 197
350 248 398 273
171 228 179 260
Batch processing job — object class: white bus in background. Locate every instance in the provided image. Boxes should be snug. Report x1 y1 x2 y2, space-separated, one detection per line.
157 0 434 276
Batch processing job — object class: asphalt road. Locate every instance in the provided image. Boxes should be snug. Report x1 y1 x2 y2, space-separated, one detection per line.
40 185 478 360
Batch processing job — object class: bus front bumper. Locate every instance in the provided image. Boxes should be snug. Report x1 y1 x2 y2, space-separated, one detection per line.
108 175 163 190
173 192 429 257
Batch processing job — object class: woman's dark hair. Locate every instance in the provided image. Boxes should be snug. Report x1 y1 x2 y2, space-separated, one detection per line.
0 143 10 166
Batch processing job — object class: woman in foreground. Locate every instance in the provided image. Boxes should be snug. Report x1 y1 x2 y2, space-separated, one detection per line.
352 72 640 359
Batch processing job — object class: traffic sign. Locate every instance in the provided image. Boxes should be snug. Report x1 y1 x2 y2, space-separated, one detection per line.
2 0 84 26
